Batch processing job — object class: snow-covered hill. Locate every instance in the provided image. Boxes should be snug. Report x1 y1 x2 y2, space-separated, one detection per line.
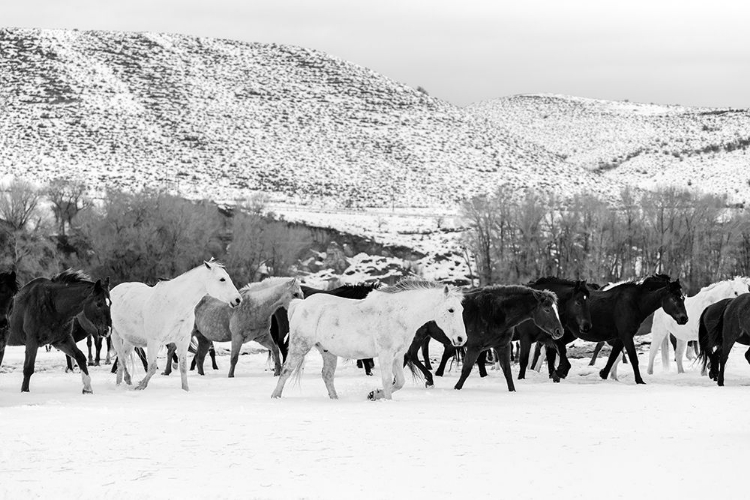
468 94 750 204
0 28 621 209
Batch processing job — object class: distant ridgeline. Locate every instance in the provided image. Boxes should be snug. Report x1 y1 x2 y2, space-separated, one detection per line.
1 28 620 209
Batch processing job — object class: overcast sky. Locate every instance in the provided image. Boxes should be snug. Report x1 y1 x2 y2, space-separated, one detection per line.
5 0 749 108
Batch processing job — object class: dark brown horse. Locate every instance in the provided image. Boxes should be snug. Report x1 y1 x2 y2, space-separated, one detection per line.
698 293 750 386
544 275 687 384
2 270 111 393
514 277 592 382
433 285 564 392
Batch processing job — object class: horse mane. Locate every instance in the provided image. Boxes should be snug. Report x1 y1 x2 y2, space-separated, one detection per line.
378 278 459 297
51 269 94 284
527 276 579 287
473 285 557 305
602 274 671 291
240 276 295 294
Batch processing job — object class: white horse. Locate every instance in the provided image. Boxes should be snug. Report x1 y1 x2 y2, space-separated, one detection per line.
647 276 750 374
110 260 242 391
271 280 466 400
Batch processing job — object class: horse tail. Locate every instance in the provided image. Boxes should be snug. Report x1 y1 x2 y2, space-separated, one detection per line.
403 354 424 382
698 303 727 375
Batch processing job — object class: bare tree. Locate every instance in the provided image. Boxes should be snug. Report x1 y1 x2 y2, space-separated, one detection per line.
46 178 91 236
0 178 41 231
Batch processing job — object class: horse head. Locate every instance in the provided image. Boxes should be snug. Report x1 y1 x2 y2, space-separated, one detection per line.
568 280 592 334
662 279 688 325
434 285 466 347
79 278 112 338
531 289 564 340
203 260 242 307
284 278 304 306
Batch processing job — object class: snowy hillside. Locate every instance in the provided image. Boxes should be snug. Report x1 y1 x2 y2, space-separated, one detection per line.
469 94 750 204
0 28 621 209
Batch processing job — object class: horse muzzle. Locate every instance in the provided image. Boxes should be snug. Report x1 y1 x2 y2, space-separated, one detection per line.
452 335 466 347
676 314 688 325
230 296 242 308
551 327 564 340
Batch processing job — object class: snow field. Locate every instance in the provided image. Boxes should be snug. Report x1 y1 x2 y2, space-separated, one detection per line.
1 340 749 500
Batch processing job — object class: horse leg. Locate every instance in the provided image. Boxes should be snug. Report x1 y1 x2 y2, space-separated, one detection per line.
104 337 112 365
176 341 190 391
134 347 148 371
435 345 454 377
135 341 160 391
369 353 395 400
317 346 339 399
228 334 244 378
404 342 434 387
271 340 312 398
454 346 482 391
674 339 688 374
53 336 93 394
689 341 699 360
600 340 624 381
588 341 604 366
21 339 39 393
209 343 218 370
422 339 432 371
364 359 374 376
622 336 645 384
744 347 750 365
93 335 103 366
477 350 488 378
256 333 283 376
86 334 95 366
496 344 516 392
65 354 75 373
162 343 177 376
391 357 406 394
111 331 129 385
194 331 211 376
518 336 531 380
717 347 731 387
647 328 667 375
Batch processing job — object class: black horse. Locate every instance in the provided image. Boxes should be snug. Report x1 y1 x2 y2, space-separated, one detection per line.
543 274 688 384
0 270 20 358
428 285 564 392
1 270 111 393
271 283 381 375
698 293 750 386
514 277 592 382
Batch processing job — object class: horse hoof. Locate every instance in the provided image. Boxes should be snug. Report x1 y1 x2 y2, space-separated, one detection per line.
87 361 95 366
161 371 169 376
599 369 608 380
636 380 646 385
367 391 376 400
425 382 434 388
82 388 93 395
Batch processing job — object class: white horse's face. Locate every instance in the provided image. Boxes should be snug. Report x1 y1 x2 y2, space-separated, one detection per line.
434 289 466 347
203 262 242 307
729 277 750 298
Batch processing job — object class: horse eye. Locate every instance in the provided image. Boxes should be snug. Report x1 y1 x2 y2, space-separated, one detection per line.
448 308 455 313
220 278 226 282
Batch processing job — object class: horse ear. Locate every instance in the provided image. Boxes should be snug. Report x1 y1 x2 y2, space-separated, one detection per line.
93 279 103 292
103 277 111 290
204 260 212 270
443 285 450 296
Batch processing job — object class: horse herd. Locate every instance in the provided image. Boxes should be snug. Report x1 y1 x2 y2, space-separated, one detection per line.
1 262 750 400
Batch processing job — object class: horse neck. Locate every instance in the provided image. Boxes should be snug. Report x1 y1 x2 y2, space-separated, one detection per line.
492 293 538 330
634 285 671 319
380 289 447 331
242 282 291 315
536 284 574 322
50 283 94 316
167 267 214 306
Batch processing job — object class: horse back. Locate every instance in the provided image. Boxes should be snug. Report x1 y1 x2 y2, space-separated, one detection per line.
194 295 233 342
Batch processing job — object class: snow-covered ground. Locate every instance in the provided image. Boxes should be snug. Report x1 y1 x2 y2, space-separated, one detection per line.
1 340 748 500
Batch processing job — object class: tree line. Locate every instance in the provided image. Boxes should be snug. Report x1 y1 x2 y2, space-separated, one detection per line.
0 178 311 286
461 185 750 293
